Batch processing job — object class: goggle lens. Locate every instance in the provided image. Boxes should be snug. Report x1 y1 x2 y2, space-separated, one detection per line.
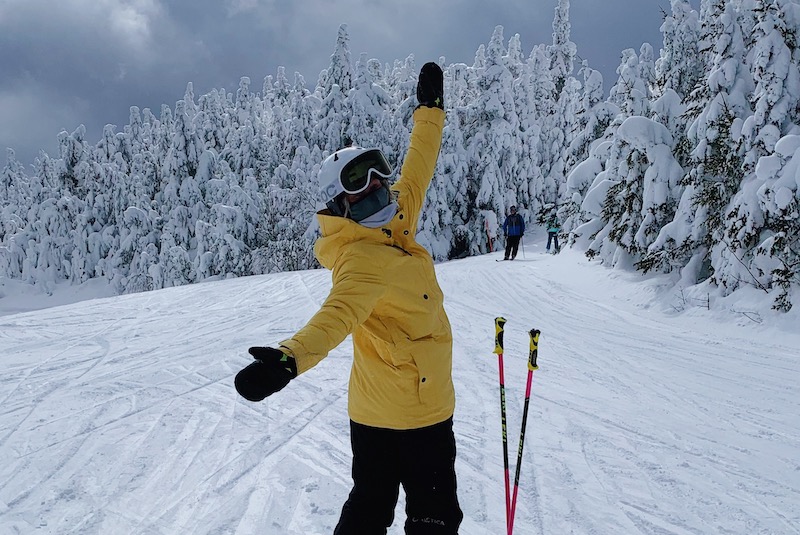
340 150 392 194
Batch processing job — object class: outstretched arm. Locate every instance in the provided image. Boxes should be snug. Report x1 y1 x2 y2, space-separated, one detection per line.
279 249 387 374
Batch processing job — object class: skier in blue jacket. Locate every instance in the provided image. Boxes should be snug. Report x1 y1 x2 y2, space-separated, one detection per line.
502 206 525 260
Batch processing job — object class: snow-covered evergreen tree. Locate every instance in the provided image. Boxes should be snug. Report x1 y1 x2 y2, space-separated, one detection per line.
548 0 577 96
345 53 393 149
160 100 205 257
285 72 319 159
196 90 228 154
0 146 32 277
655 0 703 99
2 11 798 311
56 125 90 194
527 44 559 214
541 0 579 224
741 0 800 171
714 0 800 308
320 24 354 99
751 134 800 310
464 26 519 254
609 47 653 119
1 149 26 206
504 33 526 79
561 62 618 237
641 0 752 283
583 116 683 267
510 57 544 228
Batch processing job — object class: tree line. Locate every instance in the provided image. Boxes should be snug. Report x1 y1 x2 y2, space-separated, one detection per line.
1 0 798 311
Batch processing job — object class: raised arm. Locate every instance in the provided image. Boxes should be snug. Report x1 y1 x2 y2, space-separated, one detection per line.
392 62 445 225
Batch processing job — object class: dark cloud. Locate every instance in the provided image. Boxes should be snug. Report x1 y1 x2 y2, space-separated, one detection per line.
0 0 679 170
570 0 672 81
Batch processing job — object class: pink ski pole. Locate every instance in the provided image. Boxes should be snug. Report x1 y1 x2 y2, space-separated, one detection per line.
508 328 540 534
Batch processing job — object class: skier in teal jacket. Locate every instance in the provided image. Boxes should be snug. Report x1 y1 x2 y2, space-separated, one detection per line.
546 214 560 253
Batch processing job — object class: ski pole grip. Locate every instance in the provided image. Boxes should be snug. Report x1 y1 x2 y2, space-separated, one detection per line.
528 329 540 370
494 317 506 354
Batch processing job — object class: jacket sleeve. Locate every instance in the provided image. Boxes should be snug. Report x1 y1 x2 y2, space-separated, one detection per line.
521 217 525 234
279 249 387 374
392 107 445 230
502 217 508 234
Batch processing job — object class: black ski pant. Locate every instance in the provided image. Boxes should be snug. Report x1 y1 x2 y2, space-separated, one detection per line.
546 232 560 252
504 235 522 259
333 417 463 535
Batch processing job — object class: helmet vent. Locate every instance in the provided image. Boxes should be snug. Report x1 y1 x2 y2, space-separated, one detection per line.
333 153 339 161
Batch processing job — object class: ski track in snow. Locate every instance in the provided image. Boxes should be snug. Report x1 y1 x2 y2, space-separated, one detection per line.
1 248 799 534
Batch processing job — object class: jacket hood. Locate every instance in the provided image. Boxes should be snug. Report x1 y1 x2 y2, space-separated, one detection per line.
314 210 392 270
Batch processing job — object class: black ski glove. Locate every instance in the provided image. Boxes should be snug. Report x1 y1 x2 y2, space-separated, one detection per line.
417 62 444 110
235 347 297 402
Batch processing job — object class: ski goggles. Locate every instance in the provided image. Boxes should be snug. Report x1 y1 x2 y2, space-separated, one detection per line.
339 149 393 195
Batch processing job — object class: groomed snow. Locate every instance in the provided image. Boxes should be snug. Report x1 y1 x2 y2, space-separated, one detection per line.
1 233 798 534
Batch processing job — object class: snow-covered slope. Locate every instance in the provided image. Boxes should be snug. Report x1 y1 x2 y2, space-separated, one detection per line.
2 240 799 534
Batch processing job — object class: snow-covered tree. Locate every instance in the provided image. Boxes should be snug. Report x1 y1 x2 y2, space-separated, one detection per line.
504 33 526 79
713 0 800 307
464 26 519 253
561 61 618 237
583 117 683 267
345 53 393 149
750 134 800 310
609 47 653 119
1 149 26 208
160 100 205 251
285 72 320 159
655 0 703 99
641 0 752 283
320 24 354 99
741 0 800 171
527 44 559 212
1 12 798 311
548 0 577 95
56 125 90 194
114 205 159 293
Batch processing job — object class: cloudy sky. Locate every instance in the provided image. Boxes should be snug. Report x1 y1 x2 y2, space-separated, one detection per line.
0 0 685 170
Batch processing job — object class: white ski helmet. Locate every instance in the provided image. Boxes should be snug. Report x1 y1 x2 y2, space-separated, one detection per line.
318 147 393 207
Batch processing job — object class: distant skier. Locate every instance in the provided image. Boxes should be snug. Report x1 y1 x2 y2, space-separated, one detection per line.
546 214 561 253
234 62 463 534
502 206 525 260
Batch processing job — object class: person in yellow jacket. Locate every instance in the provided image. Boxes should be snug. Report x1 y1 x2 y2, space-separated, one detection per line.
235 62 463 534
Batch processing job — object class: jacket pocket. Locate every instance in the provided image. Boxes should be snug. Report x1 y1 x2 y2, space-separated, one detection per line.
409 337 452 406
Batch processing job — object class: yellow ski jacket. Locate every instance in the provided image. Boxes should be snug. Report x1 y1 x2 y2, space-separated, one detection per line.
280 106 454 430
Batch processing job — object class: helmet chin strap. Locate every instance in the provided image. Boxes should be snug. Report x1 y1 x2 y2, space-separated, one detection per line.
325 197 347 217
